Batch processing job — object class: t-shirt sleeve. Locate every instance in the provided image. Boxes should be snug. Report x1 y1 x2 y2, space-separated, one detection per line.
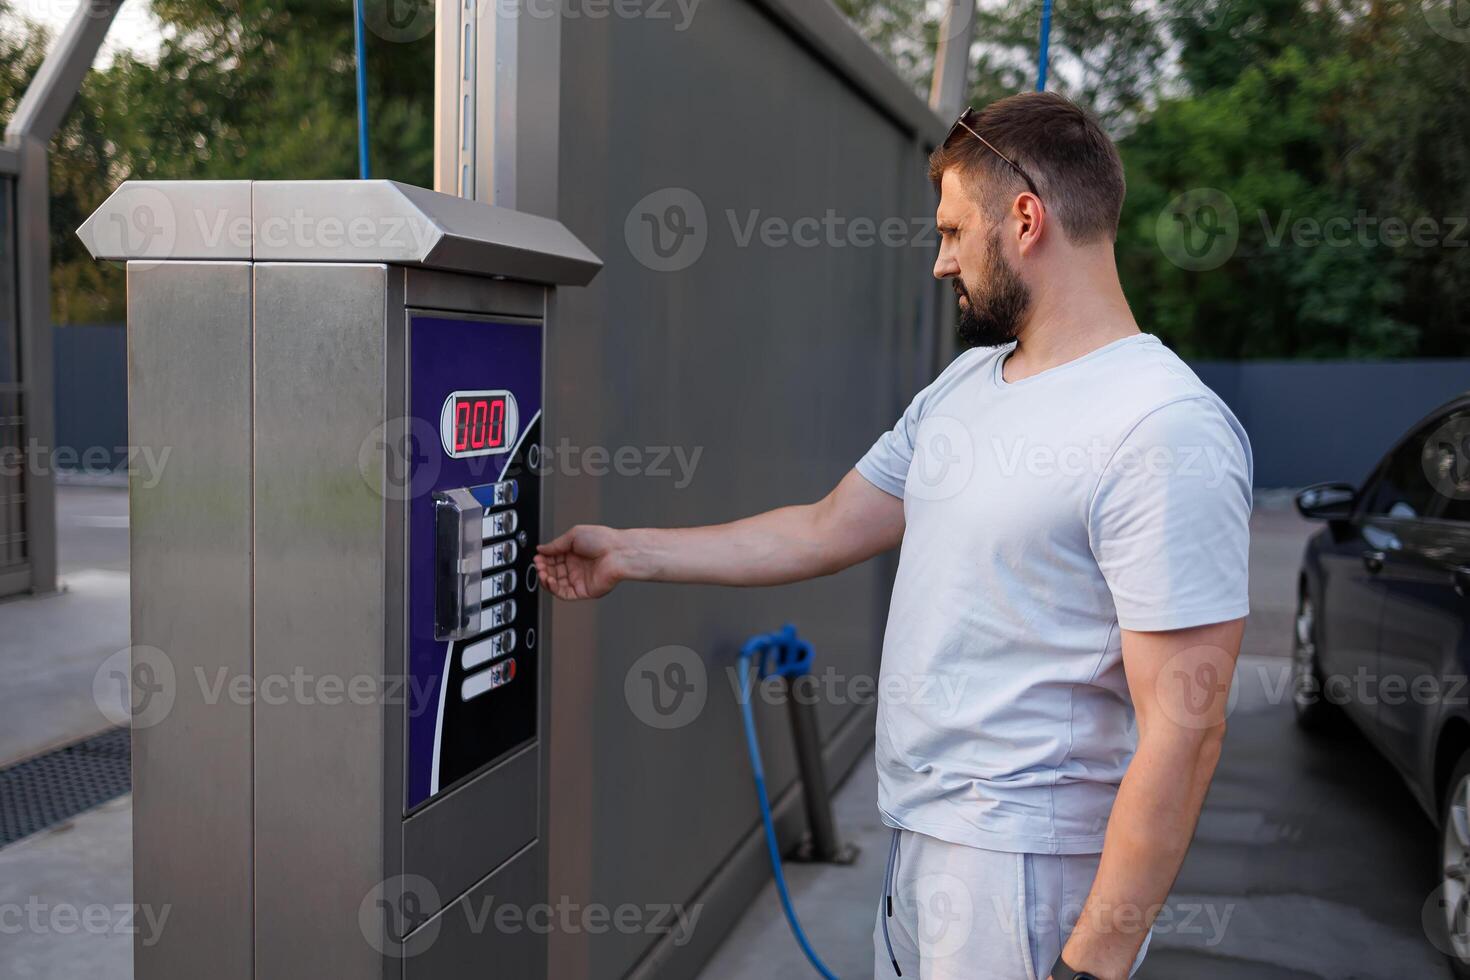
1088 396 1253 631
855 384 928 499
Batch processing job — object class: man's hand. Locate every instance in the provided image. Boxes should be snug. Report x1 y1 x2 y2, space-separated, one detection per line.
534 526 630 600
532 469 904 600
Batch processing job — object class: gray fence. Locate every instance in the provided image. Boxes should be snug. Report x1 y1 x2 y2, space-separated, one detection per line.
1192 359 1470 488
549 3 944 976
52 322 126 475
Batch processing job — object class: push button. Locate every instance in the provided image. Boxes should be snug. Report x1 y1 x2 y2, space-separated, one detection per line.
461 657 517 701
482 510 518 540
481 540 518 571
480 570 516 602
488 480 518 507
483 599 516 629
462 629 516 671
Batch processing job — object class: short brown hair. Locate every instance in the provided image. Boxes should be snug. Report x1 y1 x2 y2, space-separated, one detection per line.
928 92 1125 244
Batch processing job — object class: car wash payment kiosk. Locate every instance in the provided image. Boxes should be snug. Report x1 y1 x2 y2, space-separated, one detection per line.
79 180 601 980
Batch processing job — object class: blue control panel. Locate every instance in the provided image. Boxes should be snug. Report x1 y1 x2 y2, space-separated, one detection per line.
406 313 543 811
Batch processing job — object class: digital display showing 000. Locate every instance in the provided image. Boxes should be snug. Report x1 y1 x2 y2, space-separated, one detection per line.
439 389 520 459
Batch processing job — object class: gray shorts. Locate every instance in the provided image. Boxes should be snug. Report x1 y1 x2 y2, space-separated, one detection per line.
874 828 1153 979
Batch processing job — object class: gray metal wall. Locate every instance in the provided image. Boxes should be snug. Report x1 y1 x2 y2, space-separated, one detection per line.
52 322 127 473
547 2 944 977
1192 359 1470 488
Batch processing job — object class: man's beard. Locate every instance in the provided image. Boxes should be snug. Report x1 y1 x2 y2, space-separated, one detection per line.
954 229 1031 348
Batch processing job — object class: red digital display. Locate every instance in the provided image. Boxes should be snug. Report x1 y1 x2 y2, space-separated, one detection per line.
452 393 509 453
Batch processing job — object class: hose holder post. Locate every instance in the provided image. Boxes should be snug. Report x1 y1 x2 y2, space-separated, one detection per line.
739 623 859 866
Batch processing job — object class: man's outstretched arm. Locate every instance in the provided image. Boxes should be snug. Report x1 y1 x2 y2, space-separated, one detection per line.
532 469 904 600
1053 617 1245 979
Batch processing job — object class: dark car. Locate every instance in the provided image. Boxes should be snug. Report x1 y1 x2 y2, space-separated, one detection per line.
1293 393 1470 973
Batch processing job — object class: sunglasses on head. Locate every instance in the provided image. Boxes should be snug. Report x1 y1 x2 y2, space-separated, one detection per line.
946 107 1042 199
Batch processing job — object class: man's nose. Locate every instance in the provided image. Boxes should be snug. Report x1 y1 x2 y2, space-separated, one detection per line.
933 254 958 280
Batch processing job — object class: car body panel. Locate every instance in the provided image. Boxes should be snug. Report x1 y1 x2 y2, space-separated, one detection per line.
1298 393 1470 826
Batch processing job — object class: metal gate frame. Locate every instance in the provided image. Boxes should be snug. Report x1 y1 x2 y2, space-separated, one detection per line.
0 0 124 598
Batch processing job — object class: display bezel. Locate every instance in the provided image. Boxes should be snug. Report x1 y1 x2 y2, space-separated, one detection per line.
439 388 520 459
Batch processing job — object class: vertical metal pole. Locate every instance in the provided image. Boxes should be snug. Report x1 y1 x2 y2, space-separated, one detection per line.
434 0 477 198
13 137 54 595
784 673 843 862
3 0 123 594
433 0 560 214
928 0 976 120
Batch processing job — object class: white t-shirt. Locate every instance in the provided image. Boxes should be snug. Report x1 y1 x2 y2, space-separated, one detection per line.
856 333 1252 855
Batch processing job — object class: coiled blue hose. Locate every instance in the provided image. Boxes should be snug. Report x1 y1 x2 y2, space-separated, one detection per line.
737 629 840 980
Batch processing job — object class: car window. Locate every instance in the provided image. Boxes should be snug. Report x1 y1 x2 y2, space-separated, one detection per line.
1361 409 1468 520
1426 408 1470 523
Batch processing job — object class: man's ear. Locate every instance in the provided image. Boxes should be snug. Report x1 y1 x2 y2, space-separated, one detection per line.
1014 193 1046 255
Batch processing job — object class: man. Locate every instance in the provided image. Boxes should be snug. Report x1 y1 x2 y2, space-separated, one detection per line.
532 92 1251 980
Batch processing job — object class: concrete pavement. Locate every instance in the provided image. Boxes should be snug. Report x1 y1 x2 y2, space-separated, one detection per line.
1 489 1455 978
699 502 1454 979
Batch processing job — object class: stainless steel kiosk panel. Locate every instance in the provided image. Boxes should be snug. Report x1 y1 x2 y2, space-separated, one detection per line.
80 180 601 980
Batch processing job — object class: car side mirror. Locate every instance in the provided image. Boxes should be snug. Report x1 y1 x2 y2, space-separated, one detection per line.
1295 482 1356 521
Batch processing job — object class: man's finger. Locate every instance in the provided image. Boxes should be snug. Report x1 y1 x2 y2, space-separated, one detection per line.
537 530 575 555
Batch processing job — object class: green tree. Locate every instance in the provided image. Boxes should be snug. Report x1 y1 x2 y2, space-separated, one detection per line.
1 0 436 322
1119 46 1416 358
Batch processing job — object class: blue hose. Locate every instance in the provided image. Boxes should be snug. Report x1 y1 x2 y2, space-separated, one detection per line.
737 630 840 980
1036 0 1054 91
353 0 372 179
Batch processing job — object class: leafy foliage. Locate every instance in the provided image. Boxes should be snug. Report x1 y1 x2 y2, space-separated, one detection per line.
0 0 1464 357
